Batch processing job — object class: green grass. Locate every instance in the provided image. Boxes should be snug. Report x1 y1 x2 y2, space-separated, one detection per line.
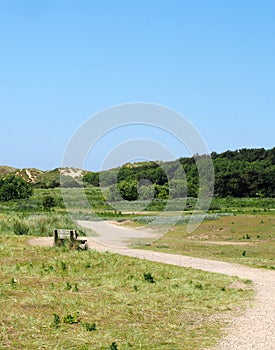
209 197 275 213
140 214 275 270
0 234 253 350
0 193 269 348
0 212 78 237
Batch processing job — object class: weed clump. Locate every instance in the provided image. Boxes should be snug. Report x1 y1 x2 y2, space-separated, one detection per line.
83 322 96 331
11 278 17 288
143 272 155 283
194 282 203 290
13 221 29 235
65 281 72 290
63 312 80 324
110 342 118 350
61 261 67 271
53 314 61 329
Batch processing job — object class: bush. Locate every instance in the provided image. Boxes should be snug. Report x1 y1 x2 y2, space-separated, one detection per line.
13 221 29 235
0 175 33 201
42 195 56 209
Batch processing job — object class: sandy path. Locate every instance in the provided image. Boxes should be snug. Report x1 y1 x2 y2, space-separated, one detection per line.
76 220 162 248
29 220 275 350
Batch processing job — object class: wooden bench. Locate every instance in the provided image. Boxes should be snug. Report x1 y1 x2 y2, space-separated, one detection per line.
53 229 88 250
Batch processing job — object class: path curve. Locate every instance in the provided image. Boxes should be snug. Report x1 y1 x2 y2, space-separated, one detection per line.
30 220 275 349
76 219 161 248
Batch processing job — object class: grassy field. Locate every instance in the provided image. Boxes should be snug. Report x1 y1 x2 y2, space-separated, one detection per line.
137 213 275 270
0 234 253 350
1 189 273 348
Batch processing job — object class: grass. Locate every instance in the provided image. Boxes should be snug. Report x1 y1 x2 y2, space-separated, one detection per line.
209 197 275 212
0 192 271 348
140 214 275 270
0 212 77 237
0 234 253 350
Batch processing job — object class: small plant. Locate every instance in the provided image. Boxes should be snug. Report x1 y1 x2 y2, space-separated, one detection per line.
61 261 67 271
110 342 118 350
143 272 155 283
73 283 79 292
194 282 203 290
63 312 80 324
133 285 139 291
11 278 17 288
65 282 72 290
242 250 247 257
13 221 29 235
53 314 61 328
83 322 96 331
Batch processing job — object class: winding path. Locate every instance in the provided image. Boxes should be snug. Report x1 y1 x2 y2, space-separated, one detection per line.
30 220 275 349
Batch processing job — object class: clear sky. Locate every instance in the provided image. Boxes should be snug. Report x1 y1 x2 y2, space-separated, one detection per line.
1 0 274 171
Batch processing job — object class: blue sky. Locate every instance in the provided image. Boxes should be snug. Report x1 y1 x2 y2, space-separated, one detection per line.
0 1 274 170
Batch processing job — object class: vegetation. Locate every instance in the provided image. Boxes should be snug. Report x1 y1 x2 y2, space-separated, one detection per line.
42 195 56 209
0 212 75 237
0 174 33 201
140 214 275 270
84 147 275 199
1 147 274 200
0 234 253 349
0 152 273 348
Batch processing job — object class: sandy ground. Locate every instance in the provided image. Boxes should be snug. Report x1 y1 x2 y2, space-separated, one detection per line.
29 220 275 350
76 220 162 248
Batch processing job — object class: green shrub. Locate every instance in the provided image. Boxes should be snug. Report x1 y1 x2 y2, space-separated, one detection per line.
63 312 79 324
13 221 29 235
110 342 118 350
143 272 155 283
83 322 96 331
42 195 56 209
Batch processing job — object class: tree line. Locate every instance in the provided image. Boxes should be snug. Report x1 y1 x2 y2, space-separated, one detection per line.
84 147 275 199
0 147 274 201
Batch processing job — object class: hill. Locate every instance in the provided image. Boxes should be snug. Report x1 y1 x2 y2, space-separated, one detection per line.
1 147 274 197
0 165 17 177
0 166 86 188
83 147 275 198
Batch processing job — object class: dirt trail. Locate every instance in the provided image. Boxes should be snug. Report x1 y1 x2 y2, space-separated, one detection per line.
29 220 275 350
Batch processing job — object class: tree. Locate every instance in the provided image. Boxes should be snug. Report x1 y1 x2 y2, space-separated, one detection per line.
138 184 155 200
117 180 138 201
106 184 122 202
83 172 100 186
154 184 169 199
0 174 33 201
169 179 187 198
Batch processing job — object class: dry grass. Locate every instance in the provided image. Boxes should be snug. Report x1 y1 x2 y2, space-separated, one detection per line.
0 234 253 350
142 214 275 269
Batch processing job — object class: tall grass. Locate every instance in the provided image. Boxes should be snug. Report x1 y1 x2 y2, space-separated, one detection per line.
0 212 75 237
